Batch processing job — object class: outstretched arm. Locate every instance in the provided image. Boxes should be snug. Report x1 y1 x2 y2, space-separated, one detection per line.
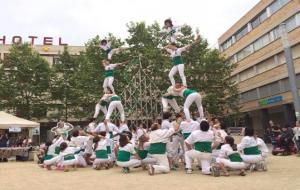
173 86 186 92
180 36 200 53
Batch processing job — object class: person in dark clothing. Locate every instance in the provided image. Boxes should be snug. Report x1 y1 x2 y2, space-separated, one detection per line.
280 125 294 154
0 133 9 162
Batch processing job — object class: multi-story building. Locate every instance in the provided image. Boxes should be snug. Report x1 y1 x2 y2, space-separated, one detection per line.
218 0 300 133
0 44 85 66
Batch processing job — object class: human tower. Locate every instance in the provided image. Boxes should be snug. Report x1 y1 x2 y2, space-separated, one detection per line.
41 19 268 176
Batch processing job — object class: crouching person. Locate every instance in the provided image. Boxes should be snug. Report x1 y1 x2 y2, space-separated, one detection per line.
93 132 113 170
185 120 216 175
238 127 266 171
216 136 246 176
116 134 142 173
148 121 180 175
59 142 80 172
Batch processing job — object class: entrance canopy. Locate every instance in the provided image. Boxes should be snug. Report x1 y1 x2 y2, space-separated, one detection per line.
0 111 40 129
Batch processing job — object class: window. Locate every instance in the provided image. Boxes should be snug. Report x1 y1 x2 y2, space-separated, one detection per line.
237 45 254 61
239 67 255 81
251 10 268 29
273 26 281 39
257 57 276 74
270 0 281 14
253 33 271 51
281 78 291 92
269 82 280 95
241 89 258 102
286 15 297 32
235 26 248 41
292 44 300 59
221 38 233 51
270 0 291 14
259 85 271 98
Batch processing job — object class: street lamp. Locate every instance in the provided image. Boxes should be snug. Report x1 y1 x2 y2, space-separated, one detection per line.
280 23 300 122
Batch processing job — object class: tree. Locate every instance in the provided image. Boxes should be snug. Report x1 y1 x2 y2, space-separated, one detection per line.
49 46 81 121
0 43 51 119
81 22 240 120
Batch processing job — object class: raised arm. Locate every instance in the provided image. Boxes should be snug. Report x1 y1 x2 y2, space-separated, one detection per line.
179 37 200 53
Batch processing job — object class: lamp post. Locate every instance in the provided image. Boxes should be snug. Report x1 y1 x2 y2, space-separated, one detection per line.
280 23 300 122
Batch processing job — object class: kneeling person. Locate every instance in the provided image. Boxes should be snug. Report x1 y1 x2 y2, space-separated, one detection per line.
185 120 214 175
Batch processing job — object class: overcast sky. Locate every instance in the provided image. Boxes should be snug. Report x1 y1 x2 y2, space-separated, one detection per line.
2 0 260 47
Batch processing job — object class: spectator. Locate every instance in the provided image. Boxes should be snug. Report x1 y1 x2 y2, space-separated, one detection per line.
0 132 9 162
293 121 300 156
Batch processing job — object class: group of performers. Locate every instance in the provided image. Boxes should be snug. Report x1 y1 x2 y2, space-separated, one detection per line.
38 19 268 176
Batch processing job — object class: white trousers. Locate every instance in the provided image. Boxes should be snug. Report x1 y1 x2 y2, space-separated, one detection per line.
103 76 114 93
75 155 87 167
116 159 141 168
169 64 186 87
93 103 107 118
185 150 211 174
149 154 170 174
105 101 125 122
216 158 246 170
167 135 182 163
43 156 61 166
241 155 263 164
61 158 78 166
162 97 181 113
141 157 157 165
184 93 204 121
93 158 112 166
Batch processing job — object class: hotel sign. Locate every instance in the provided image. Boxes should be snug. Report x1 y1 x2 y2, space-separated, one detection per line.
0 35 68 46
258 96 283 106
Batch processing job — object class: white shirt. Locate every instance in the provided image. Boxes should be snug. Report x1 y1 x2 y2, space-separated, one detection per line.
165 86 180 97
100 41 112 51
105 64 118 71
136 128 147 140
161 120 172 130
119 124 130 133
95 138 110 151
166 46 188 58
218 144 240 159
119 143 136 154
180 120 200 134
293 127 300 140
59 147 81 157
70 136 90 149
48 136 64 155
94 122 120 134
237 136 258 151
213 129 228 144
185 130 214 145
86 122 96 133
256 137 268 154
149 128 175 144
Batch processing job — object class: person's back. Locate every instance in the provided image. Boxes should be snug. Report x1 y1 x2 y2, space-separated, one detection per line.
0 134 8 147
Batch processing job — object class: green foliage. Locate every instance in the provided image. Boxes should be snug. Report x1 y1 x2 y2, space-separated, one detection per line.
0 21 240 122
0 43 51 119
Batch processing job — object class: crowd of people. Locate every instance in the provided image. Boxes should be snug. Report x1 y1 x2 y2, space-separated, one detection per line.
37 115 269 176
36 18 298 176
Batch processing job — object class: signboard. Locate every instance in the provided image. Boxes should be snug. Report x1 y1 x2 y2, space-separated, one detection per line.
9 127 22 133
258 96 283 106
0 35 68 46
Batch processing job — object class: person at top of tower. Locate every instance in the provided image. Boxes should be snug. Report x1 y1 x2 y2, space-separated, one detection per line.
102 59 129 94
100 39 127 60
163 18 185 43
163 38 199 87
